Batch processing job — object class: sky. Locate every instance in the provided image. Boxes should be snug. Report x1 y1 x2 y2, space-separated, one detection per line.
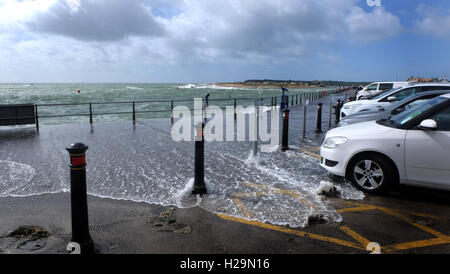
0 0 449 83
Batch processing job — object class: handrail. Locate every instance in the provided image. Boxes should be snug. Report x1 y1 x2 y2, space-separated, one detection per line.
0 88 350 129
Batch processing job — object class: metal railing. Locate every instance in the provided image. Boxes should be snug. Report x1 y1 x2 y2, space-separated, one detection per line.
0 88 350 131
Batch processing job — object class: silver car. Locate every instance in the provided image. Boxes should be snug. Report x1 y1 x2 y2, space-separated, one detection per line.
338 90 450 127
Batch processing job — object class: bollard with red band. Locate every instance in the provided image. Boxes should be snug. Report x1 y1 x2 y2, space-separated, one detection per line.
192 123 207 195
66 143 94 254
281 109 290 152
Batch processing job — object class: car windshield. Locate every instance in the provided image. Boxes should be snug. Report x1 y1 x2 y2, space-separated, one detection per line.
371 88 402 100
389 96 448 126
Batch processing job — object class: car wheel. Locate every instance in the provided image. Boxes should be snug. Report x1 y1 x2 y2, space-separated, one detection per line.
347 154 394 194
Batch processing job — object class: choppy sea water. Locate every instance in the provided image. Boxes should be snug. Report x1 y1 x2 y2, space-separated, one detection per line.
0 83 333 124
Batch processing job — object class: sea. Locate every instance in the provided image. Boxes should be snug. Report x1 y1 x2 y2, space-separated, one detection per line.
0 83 334 124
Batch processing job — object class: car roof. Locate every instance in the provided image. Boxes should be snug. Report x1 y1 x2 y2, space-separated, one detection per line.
386 90 450 109
409 83 450 86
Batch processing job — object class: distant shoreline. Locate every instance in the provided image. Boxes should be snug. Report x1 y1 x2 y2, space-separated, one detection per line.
216 82 323 89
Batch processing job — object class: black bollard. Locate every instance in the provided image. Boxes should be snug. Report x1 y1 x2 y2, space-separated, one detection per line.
315 103 323 133
66 143 94 254
281 109 290 152
335 99 341 123
192 123 207 195
234 99 237 120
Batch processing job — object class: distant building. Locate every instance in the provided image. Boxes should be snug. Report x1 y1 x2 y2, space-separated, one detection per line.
407 76 439 83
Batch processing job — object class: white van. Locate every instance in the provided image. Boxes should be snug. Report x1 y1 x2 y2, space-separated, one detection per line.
356 82 410 100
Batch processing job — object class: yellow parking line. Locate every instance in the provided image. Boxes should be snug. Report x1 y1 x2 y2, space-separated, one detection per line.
299 149 321 160
231 198 253 219
377 207 447 239
337 206 377 213
340 226 371 248
242 182 318 210
343 201 438 219
385 236 450 252
227 189 449 252
233 191 269 198
217 214 364 251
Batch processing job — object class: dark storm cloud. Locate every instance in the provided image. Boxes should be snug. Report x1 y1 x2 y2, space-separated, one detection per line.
26 0 165 41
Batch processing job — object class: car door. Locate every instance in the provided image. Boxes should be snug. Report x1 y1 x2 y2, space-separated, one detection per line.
404 104 450 188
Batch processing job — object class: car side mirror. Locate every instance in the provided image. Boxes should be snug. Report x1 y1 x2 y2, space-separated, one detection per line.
387 96 398 102
391 107 404 115
419 119 438 131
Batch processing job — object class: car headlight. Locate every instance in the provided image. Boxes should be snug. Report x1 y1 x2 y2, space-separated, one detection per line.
343 104 360 110
322 136 349 149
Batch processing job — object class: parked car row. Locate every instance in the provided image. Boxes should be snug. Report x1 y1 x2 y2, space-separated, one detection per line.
341 83 450 117
355 81 410 100
320 90 450 194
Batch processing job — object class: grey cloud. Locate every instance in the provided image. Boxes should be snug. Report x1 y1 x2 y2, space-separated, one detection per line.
26 0 165 41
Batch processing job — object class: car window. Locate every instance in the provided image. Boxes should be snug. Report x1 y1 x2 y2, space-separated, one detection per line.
429 105 450 131
367 83 378 90
390 87 418 101
422 86 450 91
391 96 448 126
403 99 429 111
372 87 402 100
379 83 393 90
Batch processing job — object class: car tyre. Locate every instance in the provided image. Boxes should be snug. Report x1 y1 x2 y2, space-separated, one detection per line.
347 154 394 194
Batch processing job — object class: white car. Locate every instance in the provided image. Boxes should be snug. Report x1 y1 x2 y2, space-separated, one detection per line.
341 83 450 118
356 81 409 100
320 93 450 193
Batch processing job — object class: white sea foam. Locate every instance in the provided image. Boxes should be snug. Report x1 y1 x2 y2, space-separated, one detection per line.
126 86 144 90
0 160 35 196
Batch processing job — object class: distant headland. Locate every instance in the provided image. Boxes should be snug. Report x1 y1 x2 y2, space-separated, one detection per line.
216 79 369 88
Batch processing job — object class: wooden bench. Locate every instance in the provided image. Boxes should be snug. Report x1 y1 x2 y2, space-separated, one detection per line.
0 104 37 130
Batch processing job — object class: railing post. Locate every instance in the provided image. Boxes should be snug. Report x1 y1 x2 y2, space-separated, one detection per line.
34 105 39 132
328 94 333 128
66 143 94 254
132 101 136 125
253 101 259 156
89 103 93 125
302 102 307 139
170 100 174 124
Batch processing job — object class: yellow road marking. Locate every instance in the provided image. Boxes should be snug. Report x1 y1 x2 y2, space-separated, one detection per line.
241 182 318 210
340 226 372 248
343 201 438 219
299 149 321 160
231 198 253 219
337 205 377 213
226 185 449 252
385 236 450 252
218 214 364 251
344 202 447 238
